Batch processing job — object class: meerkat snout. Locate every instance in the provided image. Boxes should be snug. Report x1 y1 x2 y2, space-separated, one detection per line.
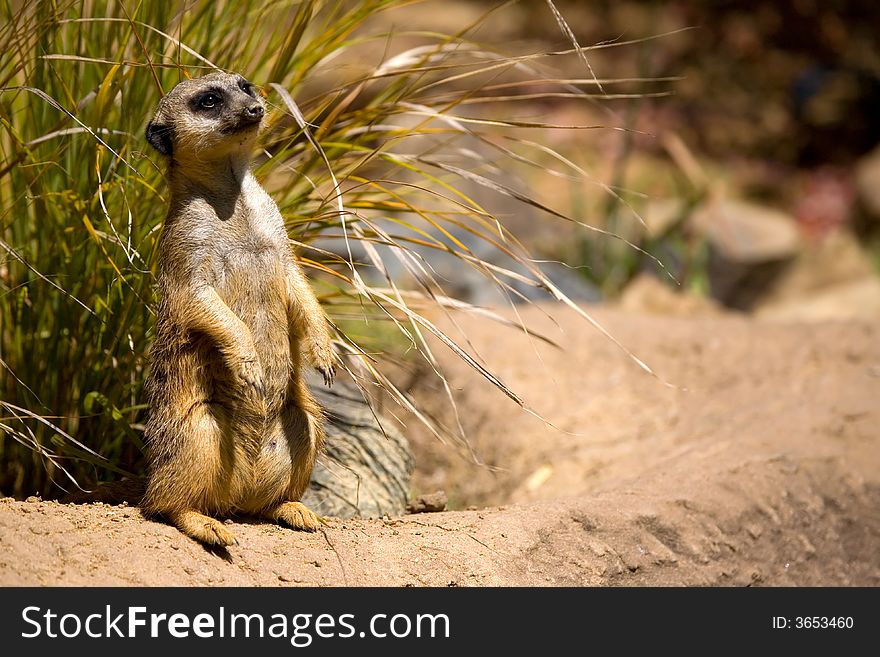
244 104 264 120
145 71 266 160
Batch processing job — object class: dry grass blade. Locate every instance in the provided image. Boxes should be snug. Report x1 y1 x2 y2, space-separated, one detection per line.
545 0 604 93
56 17 220 69
269 82 357 283
369 288 560 347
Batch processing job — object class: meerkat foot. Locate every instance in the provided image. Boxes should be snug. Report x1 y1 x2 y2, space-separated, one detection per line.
168 509 237 547
268 501 325 532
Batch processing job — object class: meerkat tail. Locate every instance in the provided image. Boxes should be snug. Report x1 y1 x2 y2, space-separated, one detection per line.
167 509 237 546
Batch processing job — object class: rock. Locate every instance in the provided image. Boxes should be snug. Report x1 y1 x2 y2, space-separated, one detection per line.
617 273 723 316
303 379 414 519
406 490 448 513
643 198 687 239
690 198 801 263
688 197 802 308
753 229 880 321
755 277 880 322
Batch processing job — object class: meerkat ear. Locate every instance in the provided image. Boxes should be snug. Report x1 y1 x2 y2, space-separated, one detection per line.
145 121 173 156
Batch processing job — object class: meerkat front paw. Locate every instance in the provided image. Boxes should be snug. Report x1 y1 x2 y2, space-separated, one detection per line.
308 340 336 387
235 355 266 394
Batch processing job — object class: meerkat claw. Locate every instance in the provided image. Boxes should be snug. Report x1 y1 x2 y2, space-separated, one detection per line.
318 364 335 387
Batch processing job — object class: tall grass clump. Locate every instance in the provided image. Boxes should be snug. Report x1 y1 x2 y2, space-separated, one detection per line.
0 0 673 497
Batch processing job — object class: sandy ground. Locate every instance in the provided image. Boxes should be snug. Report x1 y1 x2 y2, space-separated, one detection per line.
1 304 878 586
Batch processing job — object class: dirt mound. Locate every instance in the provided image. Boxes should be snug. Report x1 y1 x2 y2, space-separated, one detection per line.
1 305 878 586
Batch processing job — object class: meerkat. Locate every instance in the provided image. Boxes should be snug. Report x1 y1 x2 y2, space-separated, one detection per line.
142 71 336 547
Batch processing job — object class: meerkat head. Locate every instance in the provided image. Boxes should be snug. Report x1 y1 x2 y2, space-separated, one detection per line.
145 71 265 162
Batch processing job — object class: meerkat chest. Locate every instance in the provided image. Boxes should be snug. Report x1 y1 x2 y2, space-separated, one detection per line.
217 186 289 275
206 186 291 359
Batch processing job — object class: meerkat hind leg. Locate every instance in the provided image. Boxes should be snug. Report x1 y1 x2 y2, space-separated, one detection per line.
167 509 237 547
265 501 324 532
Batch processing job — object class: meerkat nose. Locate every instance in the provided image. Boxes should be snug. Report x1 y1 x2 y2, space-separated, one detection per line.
245 104 264 119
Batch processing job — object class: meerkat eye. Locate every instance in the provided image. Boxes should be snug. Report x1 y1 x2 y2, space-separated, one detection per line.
198 92 222 110
238 78 256 98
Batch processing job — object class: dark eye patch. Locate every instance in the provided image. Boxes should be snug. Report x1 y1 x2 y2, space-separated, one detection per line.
238 77 257 98
190 89 225 112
